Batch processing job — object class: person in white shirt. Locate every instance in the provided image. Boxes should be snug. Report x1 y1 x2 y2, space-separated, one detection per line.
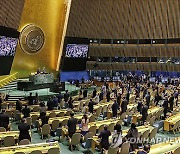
111 124 122 148
94 94 100 103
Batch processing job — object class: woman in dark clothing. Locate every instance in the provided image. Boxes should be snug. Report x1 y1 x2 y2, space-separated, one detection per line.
18 118 31 142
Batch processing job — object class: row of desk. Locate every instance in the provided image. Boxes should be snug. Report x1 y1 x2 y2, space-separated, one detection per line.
149 137 180 154
164 112 180 131
132 106 163 124
0 141 60 154
91 125 154 152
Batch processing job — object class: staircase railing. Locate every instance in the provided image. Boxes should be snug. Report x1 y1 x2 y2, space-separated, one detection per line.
0 72 18 89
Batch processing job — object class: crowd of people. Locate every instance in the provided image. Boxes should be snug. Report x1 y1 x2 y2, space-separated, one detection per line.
0 72 179 153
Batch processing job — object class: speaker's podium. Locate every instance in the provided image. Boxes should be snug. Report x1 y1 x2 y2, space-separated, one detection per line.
17 73 54 91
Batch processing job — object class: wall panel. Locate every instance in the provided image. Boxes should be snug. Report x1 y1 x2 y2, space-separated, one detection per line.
67 0 180 39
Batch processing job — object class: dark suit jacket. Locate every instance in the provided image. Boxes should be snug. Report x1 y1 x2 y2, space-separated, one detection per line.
169 96 174 104
137 102 143 113
18 123 31 141
88 101 95 113
99 92 103 101
98 130 111 148
112 102 119 112
67 117 77 133
27 96 34 105
0 113 9 129
106 91 111 101
92 90 97 98
121 100 128 113
145 94 150 105
163 100 169 111
142 105 148 118
83 90 88 98
64 93 69 102
117 95 121 105
22 108 31 118
47 100 54 110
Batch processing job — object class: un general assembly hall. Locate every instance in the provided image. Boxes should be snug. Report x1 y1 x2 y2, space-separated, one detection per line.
0 0 179 154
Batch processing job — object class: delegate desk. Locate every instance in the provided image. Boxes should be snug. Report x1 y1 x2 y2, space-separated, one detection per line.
92 125 154 152
30 109 69 117
0 131 31 143
48 114 90 125
88 119 119 129
106 104 137 119
149 137 180 154
164 113 180 131
132 106 162 124
0 131 19 141
0 141 60 154
61 119 120 139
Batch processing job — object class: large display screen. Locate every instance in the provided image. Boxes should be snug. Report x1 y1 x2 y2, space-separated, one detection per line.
0 26 20 75
65 44 88 58
0 36 18 56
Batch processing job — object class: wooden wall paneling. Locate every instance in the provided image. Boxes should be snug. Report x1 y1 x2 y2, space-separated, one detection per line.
141 1 149 38
130 0 138 38
175 47 180 57
133 0 143 39
169 0 176 38
67 0 180 39
174 0 180 38
111 1 119 39
0 0 25 29
153 0 161 38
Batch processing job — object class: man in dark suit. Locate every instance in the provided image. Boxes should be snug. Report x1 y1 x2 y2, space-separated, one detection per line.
112 100 119 117
99 91 104 102
83 89 88 98
126 92 130 102
141 104 148 124
98 125 111 151
154 92 162 106
53 95 59 108
117 93 121 106
88 99 96 113
106 90 111 102
18 118 31 142
0 110 9 130
27 92 34 105
137 100 143 113
47 97 54 110
121 97 128 114
22 105 31 118
92 88 97 98
64 90 69 102
162 96 169 119
169 94 174 111
57 92 63 103
67 112 77 138
145 92 151 108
